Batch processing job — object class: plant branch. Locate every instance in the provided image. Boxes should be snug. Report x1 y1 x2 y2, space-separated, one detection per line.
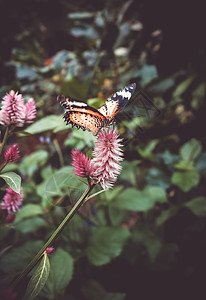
0 127 9 158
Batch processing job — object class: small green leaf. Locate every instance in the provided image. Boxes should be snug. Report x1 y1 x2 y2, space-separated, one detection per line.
24 253 50 300
113 186 167 212
184 197 206 216
180 138 202 162
171 170 200 192
137 139 159 159
41 248 73 298
174 160 194 170
0 172 21 194
86 226 130 266
156 208 177 226
172 75 196 98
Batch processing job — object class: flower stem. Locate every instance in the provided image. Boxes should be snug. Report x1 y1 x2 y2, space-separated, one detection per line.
0 127 9 158
10 183 95 290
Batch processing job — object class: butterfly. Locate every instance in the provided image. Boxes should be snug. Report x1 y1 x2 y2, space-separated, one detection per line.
57 83 136 135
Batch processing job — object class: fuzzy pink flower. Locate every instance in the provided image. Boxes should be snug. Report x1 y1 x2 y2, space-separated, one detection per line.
92 128 123 190
0 91 25 127
4 144 20 162
1 187 23 213
24 98 36 124
72 149 94 178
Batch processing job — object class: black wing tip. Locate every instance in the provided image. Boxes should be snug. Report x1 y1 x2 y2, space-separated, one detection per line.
57 95 67 107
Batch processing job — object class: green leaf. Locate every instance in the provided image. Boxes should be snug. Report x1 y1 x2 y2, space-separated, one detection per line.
171 170 200 192
172 75 196 98
26 115 67 134
0 172 21 194
24 253 50 300
82 280 126 300
137 139 159 159
20 150 49 177
113 186 167 212
41 248 73 298
15 217 48 234
0 241 44 272
86 226 130 266
174 160 194 171
156 208 178 226
42 166 85 207
15 204 44 222
180 138 202 162
184 197 206 216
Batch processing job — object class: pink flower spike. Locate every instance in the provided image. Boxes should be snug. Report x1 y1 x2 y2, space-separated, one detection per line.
0 90 25 127
72 149 94 178
4 144 20 162
92 128 123 190
1 187 23 213
45 247 55 254
24 98 36 124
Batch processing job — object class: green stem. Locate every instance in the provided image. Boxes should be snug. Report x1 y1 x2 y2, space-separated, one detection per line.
53 138 64 167
11 183 95 290
0 127 9 158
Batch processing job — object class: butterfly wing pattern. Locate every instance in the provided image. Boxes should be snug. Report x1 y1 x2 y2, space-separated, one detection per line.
57 83 136 135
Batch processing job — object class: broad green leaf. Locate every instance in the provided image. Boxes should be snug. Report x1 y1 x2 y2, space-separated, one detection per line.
113 186 167 212
15 204 43 222
15 217 48 234
184 197 206 216
82 280 126 300
26 115 66 134
24 253 50 300
86 226 130 266
20 150 49 177
171 170 200 192
180 138 202 162
0 241 44 272
42 166 85 207
41 248 73 298
0 172 21 194
109 205 129 226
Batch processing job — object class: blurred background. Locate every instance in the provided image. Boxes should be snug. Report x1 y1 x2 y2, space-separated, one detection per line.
0 0 206 299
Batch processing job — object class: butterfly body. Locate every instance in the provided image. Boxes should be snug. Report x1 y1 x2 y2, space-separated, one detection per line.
57 83 136 135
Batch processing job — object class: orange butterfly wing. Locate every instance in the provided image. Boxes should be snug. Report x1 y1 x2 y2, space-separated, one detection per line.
57 96 108 135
